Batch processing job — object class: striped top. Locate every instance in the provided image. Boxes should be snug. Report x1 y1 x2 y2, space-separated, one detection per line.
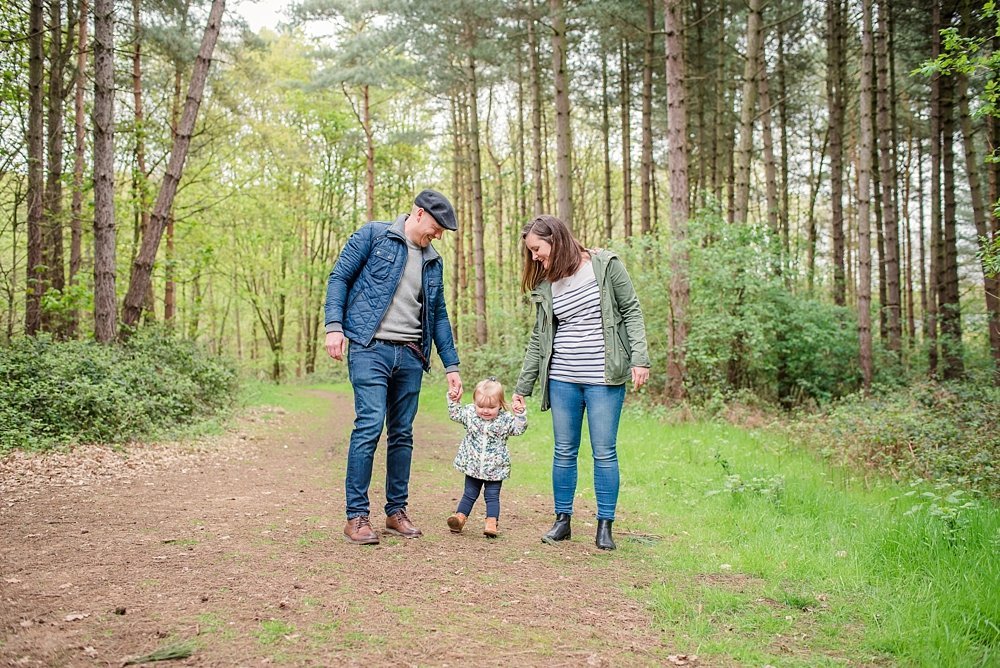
550 261 606 384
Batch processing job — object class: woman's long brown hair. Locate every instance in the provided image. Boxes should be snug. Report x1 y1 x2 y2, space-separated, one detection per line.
519 215 587 292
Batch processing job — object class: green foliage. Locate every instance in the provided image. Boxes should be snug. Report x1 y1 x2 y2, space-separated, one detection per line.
618 209 862 405
799 379 1000 498
980 233 1000 278
0 328 238 453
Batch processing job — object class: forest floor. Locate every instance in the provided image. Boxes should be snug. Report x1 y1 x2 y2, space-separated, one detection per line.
0 388 688 667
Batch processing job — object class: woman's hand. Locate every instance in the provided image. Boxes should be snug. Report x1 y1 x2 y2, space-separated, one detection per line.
511 393 526 414
631 366 649 390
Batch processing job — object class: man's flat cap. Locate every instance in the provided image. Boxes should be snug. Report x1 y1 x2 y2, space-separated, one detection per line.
415 189 457 231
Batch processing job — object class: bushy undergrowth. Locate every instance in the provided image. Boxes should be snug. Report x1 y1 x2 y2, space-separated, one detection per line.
0 329 237 453
798 379 1000 497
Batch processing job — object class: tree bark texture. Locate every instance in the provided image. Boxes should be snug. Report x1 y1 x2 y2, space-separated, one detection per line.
664 0 689 401
93 0 118 343
827 0 847 306
733 0 762 226
550 0 573 228
640 0 655 234
69 0 89 338
858 0 875 391
875 0 901 354
26 0 45 335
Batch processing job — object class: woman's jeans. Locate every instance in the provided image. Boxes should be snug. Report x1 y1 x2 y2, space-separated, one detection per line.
456 475 503 518
548 379 626 521
345 340 424 519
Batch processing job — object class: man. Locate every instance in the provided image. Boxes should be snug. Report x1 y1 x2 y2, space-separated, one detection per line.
324 189 463 545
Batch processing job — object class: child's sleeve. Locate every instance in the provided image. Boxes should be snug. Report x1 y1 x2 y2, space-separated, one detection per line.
448 397 468 426
508 409 528 436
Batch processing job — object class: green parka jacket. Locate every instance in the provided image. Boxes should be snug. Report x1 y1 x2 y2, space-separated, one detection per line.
514 249 650 411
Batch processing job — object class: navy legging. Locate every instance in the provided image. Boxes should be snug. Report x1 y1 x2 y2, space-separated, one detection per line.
456 475 503 519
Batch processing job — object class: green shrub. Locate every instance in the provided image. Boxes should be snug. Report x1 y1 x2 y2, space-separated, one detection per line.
0 328 238 453
798 379 1000 497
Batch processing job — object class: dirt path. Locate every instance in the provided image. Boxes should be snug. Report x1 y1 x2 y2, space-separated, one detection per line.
1 389 676 667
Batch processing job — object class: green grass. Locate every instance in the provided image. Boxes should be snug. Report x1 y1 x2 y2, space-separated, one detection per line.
444 384 999 665
256 380 1000 666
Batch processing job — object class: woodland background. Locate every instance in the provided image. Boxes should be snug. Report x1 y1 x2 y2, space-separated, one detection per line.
1 0 999 449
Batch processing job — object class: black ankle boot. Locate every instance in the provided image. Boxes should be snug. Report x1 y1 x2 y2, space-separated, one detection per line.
542 513 572 544
596 519 616 550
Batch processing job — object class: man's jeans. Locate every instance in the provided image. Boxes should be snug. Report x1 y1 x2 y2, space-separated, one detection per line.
548 379 626 521
345 340 424 518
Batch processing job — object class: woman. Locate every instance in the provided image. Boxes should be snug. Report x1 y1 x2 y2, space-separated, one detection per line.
512 215 650 550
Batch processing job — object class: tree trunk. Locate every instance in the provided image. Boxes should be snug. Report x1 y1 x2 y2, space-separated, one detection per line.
550 0 572 228
132 0 155 321
69 0 88 338
757 36 780 251
465 46 488 346
664 0 689 402
42 0 67 334
25 0 45 335
640 0 655 234
828 0 847 306
620 40 633 237
876 0 901 354
733 0 762 226
601 55 612 241
957 6 1000 382
93 0 118 343
858 0 875 392
927 3 942 376
121 0 226 332
363 84 374 221
528 4 544 217
940 73 964 379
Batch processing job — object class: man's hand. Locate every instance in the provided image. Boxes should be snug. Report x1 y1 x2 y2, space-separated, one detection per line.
325 331 347 361
446 371 463 402
631 366 649 390
511 393 526 414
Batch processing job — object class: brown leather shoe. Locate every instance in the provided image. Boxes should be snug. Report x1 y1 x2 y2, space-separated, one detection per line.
447 512 467 533
343 515 379 545
384 509 423 538
484 517 498 538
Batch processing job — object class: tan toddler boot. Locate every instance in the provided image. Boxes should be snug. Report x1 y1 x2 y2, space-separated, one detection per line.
447 512 467 533
484 517 498 538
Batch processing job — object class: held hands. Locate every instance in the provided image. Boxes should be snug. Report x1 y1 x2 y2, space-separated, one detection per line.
511 393 526 414
446 371 463 402
325 331 347 361
631 366 650 390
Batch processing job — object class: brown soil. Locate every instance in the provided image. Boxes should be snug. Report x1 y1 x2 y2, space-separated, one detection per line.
1 389 677 667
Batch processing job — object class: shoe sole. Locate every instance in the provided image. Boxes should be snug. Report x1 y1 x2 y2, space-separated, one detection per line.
484 532 498 538
343 535 379 545
541 533 571 545
446 517 464 533
383 528 422 539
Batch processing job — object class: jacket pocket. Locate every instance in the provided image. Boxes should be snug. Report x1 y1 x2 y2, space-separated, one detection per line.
367 246 396 280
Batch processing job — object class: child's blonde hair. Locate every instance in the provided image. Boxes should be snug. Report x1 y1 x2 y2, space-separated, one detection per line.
473 377 507 411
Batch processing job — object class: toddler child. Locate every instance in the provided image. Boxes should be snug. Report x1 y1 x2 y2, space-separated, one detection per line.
447 377 527 537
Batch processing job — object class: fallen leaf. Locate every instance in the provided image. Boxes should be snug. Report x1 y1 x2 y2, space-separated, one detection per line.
64 613 89 622
83 646 98 657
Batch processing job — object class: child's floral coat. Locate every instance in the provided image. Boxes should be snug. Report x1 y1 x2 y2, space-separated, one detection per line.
448 398 527 481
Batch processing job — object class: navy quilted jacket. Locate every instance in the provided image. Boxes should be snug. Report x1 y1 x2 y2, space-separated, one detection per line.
324 216 460 372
